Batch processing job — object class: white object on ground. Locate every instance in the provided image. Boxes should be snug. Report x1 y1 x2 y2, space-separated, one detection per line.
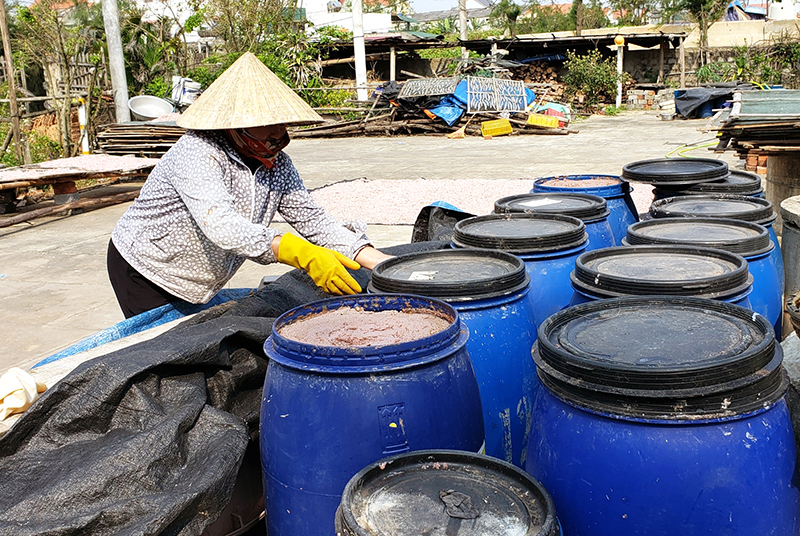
0 367 47 420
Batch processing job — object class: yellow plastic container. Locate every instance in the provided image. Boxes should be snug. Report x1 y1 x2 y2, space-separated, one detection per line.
480 119 513 137
526 113 560 128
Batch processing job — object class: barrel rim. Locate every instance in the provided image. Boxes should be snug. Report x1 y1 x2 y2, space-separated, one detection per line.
367 248 531 302
536 296 776 395
336 449 560 536
649 193 777 226
570 244 753 298
625 217 773 257
536 361 790 422
533 174 629 198
264 294 468 372
494 192 610 222
622 157 729 186
453 213 588 253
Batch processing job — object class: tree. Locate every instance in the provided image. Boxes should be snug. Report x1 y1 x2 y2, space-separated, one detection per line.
193 0 301 54
14 0 104 156
608 0 651 26
518 2 574 34
682 0 727 65
568 0 607 33
490 0 522 37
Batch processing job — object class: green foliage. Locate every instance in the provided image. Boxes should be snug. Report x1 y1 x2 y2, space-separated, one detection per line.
563 49 630 106
607 0 649 26
297 78 351 109
568 0 608 30
184 11 204 33
696 41 800 86
602 104 624 115
426 17 458 36
517 3 574 34
0 125 63 167
490 0 522 37
145 78 172 99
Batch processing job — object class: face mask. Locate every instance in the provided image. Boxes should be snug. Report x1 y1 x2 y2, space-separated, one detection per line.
226 127 290 169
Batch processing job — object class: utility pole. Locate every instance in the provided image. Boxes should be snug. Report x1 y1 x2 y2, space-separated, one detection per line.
352 0 368 101
0 1 21 159
102 0 130 122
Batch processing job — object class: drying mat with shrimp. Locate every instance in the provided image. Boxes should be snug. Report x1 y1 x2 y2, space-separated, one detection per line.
306 178 534 225
302 178 655 225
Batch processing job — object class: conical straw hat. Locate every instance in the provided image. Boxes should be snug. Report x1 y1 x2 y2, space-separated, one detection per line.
176 52 323 130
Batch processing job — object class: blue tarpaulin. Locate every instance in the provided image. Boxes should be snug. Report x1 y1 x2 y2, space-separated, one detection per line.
34 288 255 367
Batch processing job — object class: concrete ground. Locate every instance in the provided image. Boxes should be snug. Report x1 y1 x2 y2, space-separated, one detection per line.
0 110 739 372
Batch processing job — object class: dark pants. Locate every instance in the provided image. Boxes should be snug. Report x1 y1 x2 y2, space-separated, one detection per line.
107 239 181 319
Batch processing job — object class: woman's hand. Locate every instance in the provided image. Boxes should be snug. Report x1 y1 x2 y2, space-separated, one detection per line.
355 246 394 270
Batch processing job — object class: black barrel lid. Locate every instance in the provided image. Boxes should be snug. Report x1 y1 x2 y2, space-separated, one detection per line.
534 296 786 420
368 249 529 303
625 217 773 257
337 450 560 536
571 245 752 300
453 213 588 254
493 192 610 222
622 158 729 186
653 169 762 196
650 194 777 226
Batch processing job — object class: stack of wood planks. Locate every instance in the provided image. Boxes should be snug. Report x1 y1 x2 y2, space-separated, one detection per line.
290 111 576 139
95 122 185 158
710 90 800 175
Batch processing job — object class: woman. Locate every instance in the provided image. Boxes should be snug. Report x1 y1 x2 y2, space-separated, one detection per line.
108 52 391 318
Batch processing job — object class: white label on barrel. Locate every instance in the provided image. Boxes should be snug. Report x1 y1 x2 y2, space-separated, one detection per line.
408 271 438 280
519 198 563 207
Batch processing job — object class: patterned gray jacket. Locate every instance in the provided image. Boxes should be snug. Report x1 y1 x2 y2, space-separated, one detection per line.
111 130 370 303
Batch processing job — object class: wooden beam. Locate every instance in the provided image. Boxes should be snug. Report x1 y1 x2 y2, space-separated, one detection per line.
319 53 387 66
0 190 139 228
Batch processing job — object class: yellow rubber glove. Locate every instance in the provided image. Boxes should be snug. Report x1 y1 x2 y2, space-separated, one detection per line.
277 233 362 295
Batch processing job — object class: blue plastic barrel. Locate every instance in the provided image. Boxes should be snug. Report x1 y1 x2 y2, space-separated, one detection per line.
652 169 764 201
526 296 799 536
260 294 485 536
369 249 536 468
532 174 639 245
649 194 784 337
494 192 614 251
625 217 781 340
452 213 588 327
336 450 562 536
569 245 754 309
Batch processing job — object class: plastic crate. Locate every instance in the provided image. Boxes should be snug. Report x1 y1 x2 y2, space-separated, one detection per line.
480 119 513 137
526 113 560 128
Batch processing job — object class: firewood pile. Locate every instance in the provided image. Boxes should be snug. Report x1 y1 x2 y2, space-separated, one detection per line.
509 62 566 99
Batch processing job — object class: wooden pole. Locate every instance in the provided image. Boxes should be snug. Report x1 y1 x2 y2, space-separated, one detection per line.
389 46 396 82
0 1 21 160
679 36 686 89
658 40 667 84
101 0 131 122
616 43 624 108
